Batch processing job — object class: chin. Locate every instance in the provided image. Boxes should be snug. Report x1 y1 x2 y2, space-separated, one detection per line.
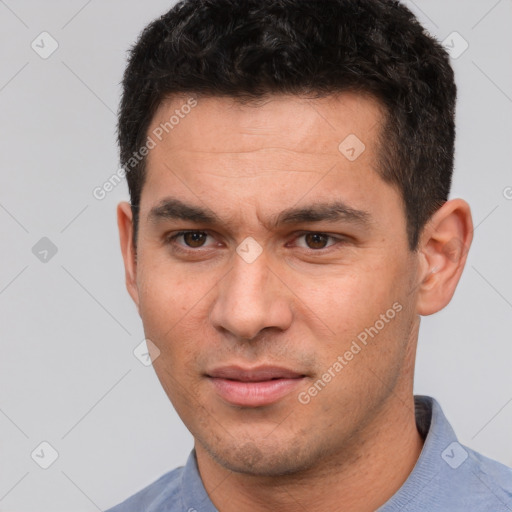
199 436 320 477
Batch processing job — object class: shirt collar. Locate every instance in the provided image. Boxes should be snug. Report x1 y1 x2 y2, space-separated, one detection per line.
377 395 457 510
180 447 218 512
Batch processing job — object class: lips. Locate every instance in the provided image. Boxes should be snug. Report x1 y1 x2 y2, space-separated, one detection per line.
208 366 304 381
207 365 306 407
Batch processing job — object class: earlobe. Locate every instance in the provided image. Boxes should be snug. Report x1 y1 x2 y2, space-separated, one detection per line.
117 201 140 312
416 199 473 316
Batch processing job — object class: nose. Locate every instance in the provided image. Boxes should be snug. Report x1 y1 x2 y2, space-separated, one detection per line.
209 247 293 341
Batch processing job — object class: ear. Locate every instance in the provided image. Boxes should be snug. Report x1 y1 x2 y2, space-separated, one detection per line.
117 201 140 314
416 198 473 316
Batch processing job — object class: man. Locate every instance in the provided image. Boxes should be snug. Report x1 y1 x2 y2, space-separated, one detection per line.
108 0 512 510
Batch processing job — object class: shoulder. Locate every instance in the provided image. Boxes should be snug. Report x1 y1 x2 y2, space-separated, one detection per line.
105 466 184 512
456 445 512 510
427 396 512 510
417 440 512 511
382 396 512 511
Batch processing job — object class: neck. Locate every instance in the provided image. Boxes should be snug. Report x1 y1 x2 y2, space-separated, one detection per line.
195 391 424 512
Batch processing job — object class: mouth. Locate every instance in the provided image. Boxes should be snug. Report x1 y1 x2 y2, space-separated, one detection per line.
206 365 306 407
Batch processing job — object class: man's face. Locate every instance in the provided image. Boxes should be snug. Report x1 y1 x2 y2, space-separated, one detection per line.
124 93 421 476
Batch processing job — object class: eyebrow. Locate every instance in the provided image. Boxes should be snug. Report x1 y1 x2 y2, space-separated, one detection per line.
147 197 372 229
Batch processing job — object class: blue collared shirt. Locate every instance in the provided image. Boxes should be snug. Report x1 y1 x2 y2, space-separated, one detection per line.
105 396 512 511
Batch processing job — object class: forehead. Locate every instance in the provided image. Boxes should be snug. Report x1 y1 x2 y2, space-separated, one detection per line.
146 92 385 157
140 92 400 231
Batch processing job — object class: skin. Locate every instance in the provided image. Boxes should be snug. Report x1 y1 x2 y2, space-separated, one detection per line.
117 93 473 511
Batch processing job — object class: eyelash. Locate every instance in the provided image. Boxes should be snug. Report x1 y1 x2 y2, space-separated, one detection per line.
165 230 346 254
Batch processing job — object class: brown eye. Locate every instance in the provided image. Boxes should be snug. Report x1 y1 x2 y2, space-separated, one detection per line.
304 233 330 249
182 231 208 248
291 232 343 252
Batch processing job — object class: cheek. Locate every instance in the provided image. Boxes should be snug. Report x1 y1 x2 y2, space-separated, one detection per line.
136 255 219 372
136 265 193 360
300 258 410 360
304 267 393 327
138 281 187 337
137 251 204 324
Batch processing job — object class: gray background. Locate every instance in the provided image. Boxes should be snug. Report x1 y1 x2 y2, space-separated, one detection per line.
0 0 511 510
